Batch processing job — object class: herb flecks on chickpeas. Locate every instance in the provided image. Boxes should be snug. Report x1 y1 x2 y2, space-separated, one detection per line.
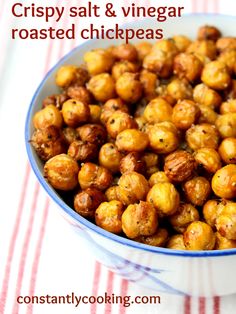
31 25 236 251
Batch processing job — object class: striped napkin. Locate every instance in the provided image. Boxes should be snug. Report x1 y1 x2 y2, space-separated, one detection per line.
1 0 236 313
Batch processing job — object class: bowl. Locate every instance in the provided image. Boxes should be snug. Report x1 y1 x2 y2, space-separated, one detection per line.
25 14 236 297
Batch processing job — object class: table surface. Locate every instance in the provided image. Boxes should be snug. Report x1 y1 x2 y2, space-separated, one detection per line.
1 0 236 313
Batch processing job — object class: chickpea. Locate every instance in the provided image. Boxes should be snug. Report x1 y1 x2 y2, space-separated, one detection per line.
218 49 236 74
220 99 236 114
106 111 137 138
44 154 79 191
100 98 129 125
166 234 186 250
203 199 222 228
216 37 236 52
98 143 121 173
112 61 138 81
122 201 158 239
89 105 101 123
224 80 236 100
135 42 152 60
216 202 236 240
55 65 77 88
74 188 106 218
186 123 219 151
156 84 176 106
212 165 236 199
142 152 159 176
77 124 107 146
116 129 149 152
78 162 113 190
148 122 179 154
68 140 98 162
169 203 200 233
87 73 116 102
172 100 200 130
112 43 138 62
197 25 221 41
84 49 114 75
62 127 79 145
183 221 215 250
164 150 196 183
183 176 211 206
66 86 92 105
95 200 124 234
143 97 173 124
43 93 68 109
174 53 203 82
186 40 217 60
33 104 63 129
118 171 149 205
147 182 180 216
215 232 236 250
139 70 159 100
198 105 218 125
215 113 236 138
62 100 90 127
120 152 145 175
193 83 222 109
135 228 168 247
135 116 148 131
31 126 66 161
149 171 170 187
116 72 143 103
172 35 192 52
194 148 222 173
167 78 193 101
219 138 236 164
201 61 231 90
105 186 120 201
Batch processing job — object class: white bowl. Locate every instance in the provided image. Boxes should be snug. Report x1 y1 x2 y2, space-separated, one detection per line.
25 14 236 297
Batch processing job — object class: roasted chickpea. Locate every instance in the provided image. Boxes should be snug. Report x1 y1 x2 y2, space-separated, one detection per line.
89 105 101 123
68 140 98 162
166 234 186 250
156 84 176 106
135 228 168 247
186 123 219 151
187 40 217 60
84 49 114 75
42 93 69 109
169 203 200 233
220 99 236 114
148 122 179 154
197 25 221 41
95 200 123 234
111 61 138 81
135 42 152 60
164 150 196 183
106 111 137 138
33 105 63 129
74 188 106 218
215 232 236 250
143 97 173 124
105 186 120 201
119 152 145 175
122 201 158 239
142 152 159 176
116 129 149 152
201 61 231 90
172 35 192 52
139 70 159 100
215 113 236 138
135 116 148 131
183 176 211 206
98 143 121 173
174 53 203 82
198 105 218 125
116 72 142 103
100 98 129 125
66 86 92 105
44 154 79 190
194 148 222 173
147 182 180 216
55 65 77 88
203 199 221 228
216 202 236 240
87 73 116 102
112 43 138 62
219 138 236 164
212 165 236 199
62 127 80 145
172 100 200 130
143 39 178 78
218 49 236 74
225 80 236 100
193 83 222 109
62 99 90 127
216 37 236 52
183 221 215 250
149 171 170 187
77 124 107 146
78 162 113 190
31 126 66 161
167 78 193 101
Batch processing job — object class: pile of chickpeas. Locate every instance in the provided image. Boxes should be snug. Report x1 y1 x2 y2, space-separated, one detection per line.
31 25 236 251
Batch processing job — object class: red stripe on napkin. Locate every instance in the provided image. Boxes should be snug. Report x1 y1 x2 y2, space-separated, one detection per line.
91 262 102 314
119 279 129 314
105 271 115 314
